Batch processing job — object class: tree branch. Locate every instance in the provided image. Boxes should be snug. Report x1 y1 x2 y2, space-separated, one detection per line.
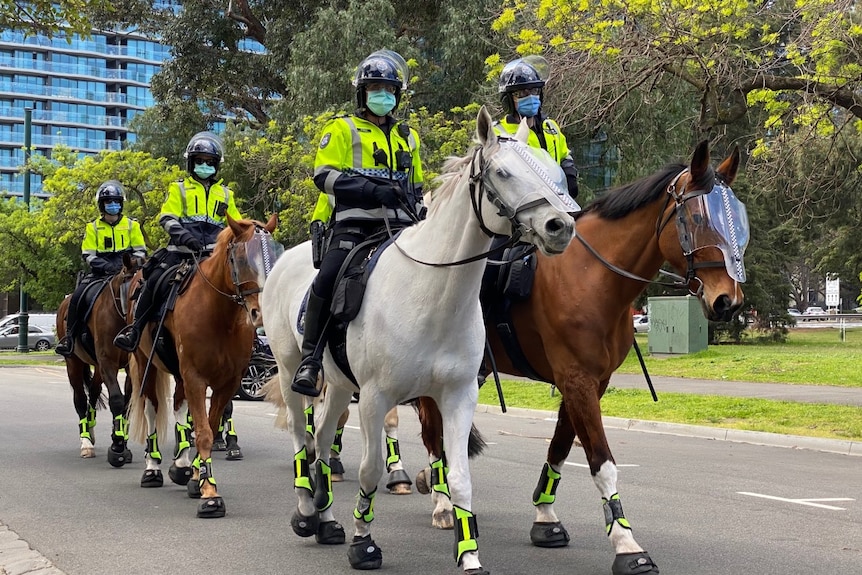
226 0 267 45
741 75 862 119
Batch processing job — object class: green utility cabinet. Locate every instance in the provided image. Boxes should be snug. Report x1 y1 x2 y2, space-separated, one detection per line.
647 295 708 354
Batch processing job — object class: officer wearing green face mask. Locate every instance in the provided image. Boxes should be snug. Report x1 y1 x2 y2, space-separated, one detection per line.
114 131 243 352
294 49 425 397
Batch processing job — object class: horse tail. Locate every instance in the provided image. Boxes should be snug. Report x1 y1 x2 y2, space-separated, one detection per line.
262 373 289 430
467 423 487 458
126 355 171 444
414 396 486 459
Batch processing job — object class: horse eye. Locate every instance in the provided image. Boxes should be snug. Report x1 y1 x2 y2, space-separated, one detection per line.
692 213 703 225
496 167 510 179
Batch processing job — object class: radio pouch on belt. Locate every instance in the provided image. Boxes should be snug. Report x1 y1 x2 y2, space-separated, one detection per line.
310 220 327 269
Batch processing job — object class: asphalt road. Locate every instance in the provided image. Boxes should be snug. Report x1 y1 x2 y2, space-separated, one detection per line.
1 366 860 575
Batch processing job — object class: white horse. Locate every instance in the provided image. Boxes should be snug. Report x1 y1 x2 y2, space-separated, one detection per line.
262 106 576 574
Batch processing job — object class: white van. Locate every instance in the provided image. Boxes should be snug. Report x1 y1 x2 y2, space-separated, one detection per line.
0 313 57 333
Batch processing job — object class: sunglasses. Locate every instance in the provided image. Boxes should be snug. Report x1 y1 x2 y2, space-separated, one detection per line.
513 87 541 98
194 158 218 167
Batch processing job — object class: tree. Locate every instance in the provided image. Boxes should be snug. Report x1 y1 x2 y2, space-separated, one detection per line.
0 0 110 38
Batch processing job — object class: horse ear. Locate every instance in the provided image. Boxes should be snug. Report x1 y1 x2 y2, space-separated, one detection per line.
716 145 740 186
265 213 278 233
476 105 496 147
690 139 710 181
515 118 530 143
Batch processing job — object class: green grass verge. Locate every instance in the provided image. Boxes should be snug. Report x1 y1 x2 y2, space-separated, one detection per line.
479 380 862 442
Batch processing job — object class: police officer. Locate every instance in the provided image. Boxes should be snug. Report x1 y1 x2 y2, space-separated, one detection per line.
113 131 243 352
56 181 147 357
496 56 579 199
292 49 425 397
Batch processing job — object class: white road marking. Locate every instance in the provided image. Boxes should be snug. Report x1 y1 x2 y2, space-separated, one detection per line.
738 492 855 510
564 462 639 468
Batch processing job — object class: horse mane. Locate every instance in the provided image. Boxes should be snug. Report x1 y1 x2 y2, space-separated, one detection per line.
576 162 715 221
426 148 477 213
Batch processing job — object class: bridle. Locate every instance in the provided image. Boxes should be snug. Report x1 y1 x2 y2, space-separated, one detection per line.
388 140 555 268
577 168 727 297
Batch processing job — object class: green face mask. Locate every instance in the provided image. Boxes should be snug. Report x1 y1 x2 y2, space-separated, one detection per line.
193 164 216 179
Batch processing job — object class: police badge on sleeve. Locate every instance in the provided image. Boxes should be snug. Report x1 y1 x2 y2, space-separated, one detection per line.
319 133 331 149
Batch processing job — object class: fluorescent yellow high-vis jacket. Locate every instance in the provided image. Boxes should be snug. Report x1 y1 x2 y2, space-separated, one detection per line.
158 177 243 253
80 215 146 276
312 114 423 224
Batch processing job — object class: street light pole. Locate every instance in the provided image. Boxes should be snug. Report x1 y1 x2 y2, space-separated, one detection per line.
16 108 32 353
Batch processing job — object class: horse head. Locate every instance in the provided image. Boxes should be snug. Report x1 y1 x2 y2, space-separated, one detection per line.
473 106 576 255
659 140 747 322
211 213 281 328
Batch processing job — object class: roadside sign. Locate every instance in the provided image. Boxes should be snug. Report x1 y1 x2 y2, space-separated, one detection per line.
826 277 840 308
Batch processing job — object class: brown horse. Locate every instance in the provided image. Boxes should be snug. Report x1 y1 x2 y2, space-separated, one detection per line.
56 253 141 464
127 215 279 518
417 140 746 575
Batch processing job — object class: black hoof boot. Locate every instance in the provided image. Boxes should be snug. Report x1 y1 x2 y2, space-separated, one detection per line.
187 480 202 499
316 520 346 545
107 446 131 468
530 521 570 548
225 436 243 460
140 469 163 488
386 469 412 491
169 464 193 485
347 535 382 570
330 458 345 476
612 551 659 575
197 496 226 519
213 437 227 451
290 510 320 538
465 569 491 575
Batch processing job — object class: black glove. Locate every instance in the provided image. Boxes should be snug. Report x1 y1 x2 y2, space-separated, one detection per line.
185 236 204 253
372 184 403 208
562 164 579 200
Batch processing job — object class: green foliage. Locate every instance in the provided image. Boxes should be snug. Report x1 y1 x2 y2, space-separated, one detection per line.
0 0 110 38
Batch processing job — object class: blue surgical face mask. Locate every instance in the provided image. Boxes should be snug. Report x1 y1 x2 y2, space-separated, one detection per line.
366 90 397 116
193 163 217 179
516 94 541 118
103 201 122 215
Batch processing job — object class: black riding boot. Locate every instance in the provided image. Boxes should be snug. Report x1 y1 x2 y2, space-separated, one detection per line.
291 290 331 397
114 281 155 352
56 299 81 357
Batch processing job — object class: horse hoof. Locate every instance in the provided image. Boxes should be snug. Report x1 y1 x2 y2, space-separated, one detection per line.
81 447 96 459
612 551 659 575
432 510 454 530
187 480 202 499
331 473 344 483
530 521 570 548
107 447 130 468
465 569 491 575
330 458 345 476
316 520 345 545
140 469 163 488
197 497 226 519
226 447 243 461
169 464 193 486
386 469 412 493
347 535 382 570
415 467 431 495
291 510 320 538
213 438 227 451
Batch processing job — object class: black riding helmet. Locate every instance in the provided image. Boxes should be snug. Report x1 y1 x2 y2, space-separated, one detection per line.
498 56 549 117
184 131 224 174
353 50 409 112
95 180 125 214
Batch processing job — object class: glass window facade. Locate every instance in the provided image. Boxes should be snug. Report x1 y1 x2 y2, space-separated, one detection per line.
0 28 167 197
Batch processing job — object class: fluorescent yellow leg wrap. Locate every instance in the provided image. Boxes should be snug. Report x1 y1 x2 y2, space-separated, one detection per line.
199 456 216 488
353 488 376 523
603 493 631 534
294 447 312 492
146 432 161 462
331 427 344 454
532 462 561 505
453 505 479 565
304 404 315 435
79 417 91 440
430 455 450 497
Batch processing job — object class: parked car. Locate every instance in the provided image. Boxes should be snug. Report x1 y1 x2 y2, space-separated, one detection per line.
0 313 57 332
0 324 56 351
633 314 650 333
802 306 828 321
786 308 802 317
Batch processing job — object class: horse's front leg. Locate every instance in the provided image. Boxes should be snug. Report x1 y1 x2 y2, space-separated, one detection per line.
168 400 194 487
102 363 132 468
284 388 320 539
185 378 224 518
308 385 351 545
140 397 165 488
383 406 412 494
440 386 488 575
348 391 387 570
329 407 350 481
530 401 574 548
565 380 659 575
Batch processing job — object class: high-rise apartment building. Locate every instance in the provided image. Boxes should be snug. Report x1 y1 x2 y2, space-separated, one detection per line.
0 27 170 197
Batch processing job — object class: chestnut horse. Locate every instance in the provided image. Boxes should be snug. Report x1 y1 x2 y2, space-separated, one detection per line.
127 215 280 518
417 140 747 575
56 253 141 464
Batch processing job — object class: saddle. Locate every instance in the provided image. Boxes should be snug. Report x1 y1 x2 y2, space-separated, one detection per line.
74 277 113 358
143 261 196 378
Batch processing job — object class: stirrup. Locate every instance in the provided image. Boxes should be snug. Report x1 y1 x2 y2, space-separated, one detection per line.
113 326 140 352
55 337 74 357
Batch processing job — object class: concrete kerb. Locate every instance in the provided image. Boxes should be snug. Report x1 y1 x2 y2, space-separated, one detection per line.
475 404 862 457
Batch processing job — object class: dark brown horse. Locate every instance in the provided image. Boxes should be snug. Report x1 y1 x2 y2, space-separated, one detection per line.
418 140 746 575
127 215 279 518
56 253 141 464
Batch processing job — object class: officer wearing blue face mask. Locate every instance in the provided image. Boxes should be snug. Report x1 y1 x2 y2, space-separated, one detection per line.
56 181 147 357
293 49 425 397
495 56 579 199
114 131 243 352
